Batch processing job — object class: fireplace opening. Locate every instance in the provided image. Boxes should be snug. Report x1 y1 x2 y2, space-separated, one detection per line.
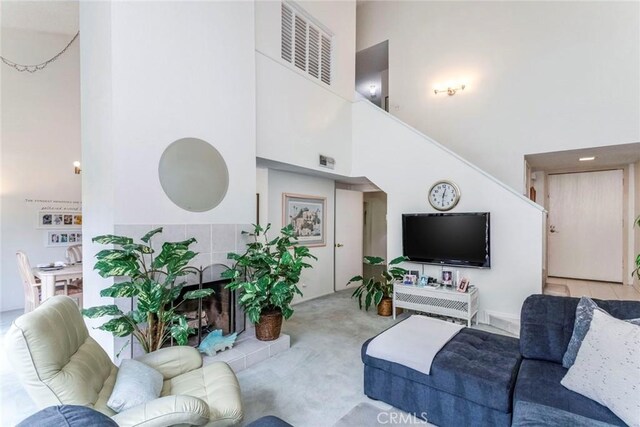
172 264 245 347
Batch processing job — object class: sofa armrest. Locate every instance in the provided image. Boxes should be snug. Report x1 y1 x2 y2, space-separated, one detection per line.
135 346 202 380
110 395 209 427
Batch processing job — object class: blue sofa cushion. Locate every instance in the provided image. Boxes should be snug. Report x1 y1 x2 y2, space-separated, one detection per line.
519 295 640 364
512 401 619 427
362 328 521 413
514 359 626 426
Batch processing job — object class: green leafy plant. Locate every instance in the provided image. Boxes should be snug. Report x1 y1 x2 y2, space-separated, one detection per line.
347 256 408 311
82 228 213 353
222 224 316 324
634 216 640 281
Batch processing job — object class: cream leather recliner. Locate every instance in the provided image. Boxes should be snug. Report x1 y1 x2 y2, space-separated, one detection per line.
6 296 243 426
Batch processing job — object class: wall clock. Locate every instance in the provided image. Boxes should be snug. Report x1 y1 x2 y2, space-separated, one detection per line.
428 180 461 211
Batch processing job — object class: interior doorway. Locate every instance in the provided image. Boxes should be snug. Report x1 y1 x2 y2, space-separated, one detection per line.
547 170 624 283
363 192 387 282
355 41 389 111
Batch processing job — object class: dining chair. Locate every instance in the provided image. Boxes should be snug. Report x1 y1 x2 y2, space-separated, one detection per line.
65 244 84 292
16 251 83 313
16 251 41 313
66 244 82 264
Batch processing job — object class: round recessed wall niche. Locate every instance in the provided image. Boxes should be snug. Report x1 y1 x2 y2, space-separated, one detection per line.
158 137 229 212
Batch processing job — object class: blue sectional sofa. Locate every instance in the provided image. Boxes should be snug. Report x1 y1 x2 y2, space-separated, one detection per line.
362 295 640 427
362 328 522 426
514 294 640 426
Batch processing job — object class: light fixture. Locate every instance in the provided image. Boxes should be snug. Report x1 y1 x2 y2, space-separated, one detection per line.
579 156 595 162
369 84 377 98
73 161 81 174
434 84 466 96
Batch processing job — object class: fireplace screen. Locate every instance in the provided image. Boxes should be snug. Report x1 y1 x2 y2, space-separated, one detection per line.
173 263 245 346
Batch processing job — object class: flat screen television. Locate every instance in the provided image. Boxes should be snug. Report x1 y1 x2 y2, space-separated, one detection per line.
402 212 490 268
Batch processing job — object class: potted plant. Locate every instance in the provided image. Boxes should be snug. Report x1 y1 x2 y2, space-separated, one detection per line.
82 228 213 353
222 223 316 341
347 256 408 316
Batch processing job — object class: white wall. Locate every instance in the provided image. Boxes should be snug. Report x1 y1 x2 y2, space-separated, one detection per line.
255 0 356 175
352 101 545 320
635 161 640 287
267 169 335 303
0 27 81 311
357 1 640 191
80 1 256 355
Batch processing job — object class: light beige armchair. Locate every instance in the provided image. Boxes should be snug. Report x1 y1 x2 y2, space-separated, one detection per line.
6 296 243 426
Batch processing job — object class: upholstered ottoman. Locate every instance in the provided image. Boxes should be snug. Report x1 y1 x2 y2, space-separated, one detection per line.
362 328 521 427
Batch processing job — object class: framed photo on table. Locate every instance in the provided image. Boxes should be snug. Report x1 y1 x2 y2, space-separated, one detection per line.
283 193 326 247
38 211 82 229
457 277 470 293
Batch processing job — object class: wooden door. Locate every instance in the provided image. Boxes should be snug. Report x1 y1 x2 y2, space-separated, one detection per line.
547 170 623 282
334 189 363 291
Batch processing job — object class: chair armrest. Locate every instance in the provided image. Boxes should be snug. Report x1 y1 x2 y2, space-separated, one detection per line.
135 346 202 379
110 395 210 427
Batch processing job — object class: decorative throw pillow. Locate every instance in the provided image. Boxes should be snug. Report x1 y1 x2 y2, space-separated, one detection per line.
561 309 640 427
562 297 640 368
107 359 163 413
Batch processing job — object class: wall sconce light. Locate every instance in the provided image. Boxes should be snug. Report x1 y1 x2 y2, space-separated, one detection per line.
369 84 377 98
73 161 81 174
434 84 466 96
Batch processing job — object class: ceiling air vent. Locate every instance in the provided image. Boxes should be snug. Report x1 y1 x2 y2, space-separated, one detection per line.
319 155 335 170
281 1 333 86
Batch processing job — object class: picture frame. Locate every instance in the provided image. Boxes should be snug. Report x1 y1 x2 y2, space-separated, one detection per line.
283 193 326 247
38 211 82 229
46 231 83 247
441 270 453 286
457 277 470 293
403 274 417 285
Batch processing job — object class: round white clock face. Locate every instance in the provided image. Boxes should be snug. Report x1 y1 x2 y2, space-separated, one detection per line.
428 181 461 211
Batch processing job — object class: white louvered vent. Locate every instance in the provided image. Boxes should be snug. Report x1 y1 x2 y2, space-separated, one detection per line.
281 1 333 86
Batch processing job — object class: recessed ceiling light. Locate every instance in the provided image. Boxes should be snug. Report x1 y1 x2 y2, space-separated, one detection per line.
579 156 595 162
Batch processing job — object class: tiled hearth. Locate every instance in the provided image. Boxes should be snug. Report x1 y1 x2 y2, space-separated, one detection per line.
203 331 291 373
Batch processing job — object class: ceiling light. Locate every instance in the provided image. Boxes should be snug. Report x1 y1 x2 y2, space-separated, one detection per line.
369 85 377 97
579 156 595 162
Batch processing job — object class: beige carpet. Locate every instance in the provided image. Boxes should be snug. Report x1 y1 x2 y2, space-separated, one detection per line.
333 402 432 426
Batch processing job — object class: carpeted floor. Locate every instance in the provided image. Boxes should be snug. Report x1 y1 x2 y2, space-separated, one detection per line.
237 290 408 426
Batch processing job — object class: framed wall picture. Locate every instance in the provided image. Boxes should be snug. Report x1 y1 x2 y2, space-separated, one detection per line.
282 193 326 247
46 231 83 247
38 211 82 229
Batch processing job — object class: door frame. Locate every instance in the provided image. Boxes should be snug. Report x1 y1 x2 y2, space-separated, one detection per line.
544 166 630 284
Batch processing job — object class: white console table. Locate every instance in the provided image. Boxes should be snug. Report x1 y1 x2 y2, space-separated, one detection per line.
393 283 479 327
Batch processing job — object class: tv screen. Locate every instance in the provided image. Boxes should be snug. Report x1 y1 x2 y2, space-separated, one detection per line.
402 212 490 268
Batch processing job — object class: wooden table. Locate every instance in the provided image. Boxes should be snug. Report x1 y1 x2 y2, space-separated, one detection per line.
33 264 83 302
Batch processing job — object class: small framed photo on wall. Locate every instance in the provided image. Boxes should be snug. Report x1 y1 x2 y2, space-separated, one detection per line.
46 231 83 247
38 211 82 229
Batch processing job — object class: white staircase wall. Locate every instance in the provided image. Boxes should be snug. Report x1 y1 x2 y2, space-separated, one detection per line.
352 101 545 320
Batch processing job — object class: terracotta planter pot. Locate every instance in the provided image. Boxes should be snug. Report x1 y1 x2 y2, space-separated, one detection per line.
377 297 393 317
255 309 283 341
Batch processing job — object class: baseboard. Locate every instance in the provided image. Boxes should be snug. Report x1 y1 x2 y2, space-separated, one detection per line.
479 310 520 337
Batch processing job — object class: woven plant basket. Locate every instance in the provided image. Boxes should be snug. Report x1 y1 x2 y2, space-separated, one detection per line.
377 297 393 317
255 309 283 341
